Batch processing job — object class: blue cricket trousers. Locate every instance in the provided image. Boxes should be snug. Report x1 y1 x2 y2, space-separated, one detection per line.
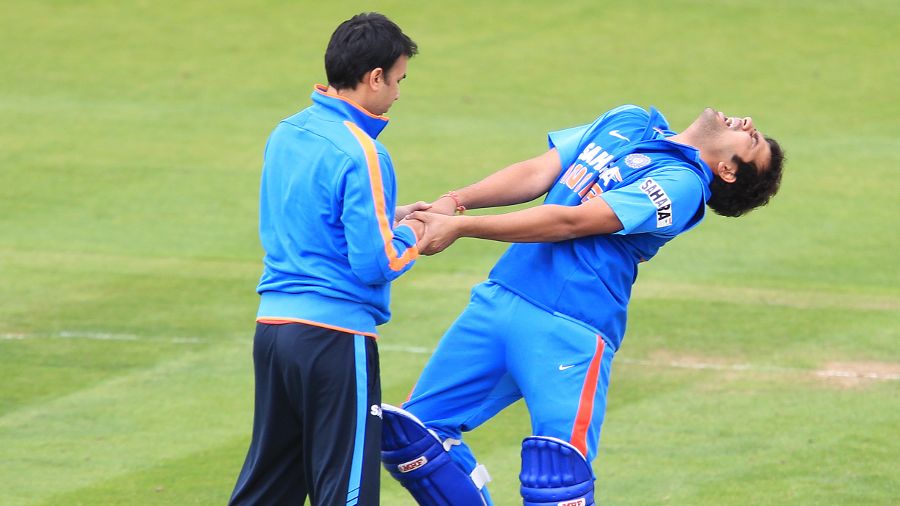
230 322 381 506
404 281 614 482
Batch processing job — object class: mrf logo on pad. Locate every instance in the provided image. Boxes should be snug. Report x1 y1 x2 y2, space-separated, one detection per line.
398 456 427 473
558 499 586 506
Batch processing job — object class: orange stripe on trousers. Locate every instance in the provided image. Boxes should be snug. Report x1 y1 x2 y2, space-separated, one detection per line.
570 335 605 457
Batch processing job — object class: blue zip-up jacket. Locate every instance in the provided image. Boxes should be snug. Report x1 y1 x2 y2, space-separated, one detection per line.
490 105 712 351
256 85 418 336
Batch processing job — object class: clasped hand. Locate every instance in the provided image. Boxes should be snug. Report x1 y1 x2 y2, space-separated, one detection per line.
395 200 464 256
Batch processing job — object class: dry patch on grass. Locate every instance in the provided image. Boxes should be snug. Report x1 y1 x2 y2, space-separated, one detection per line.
633 281 900 312
815 361 900 388
621 351 900 389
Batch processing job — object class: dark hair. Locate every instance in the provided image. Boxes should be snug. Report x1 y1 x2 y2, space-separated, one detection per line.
324 12 418 90
707 136 785 217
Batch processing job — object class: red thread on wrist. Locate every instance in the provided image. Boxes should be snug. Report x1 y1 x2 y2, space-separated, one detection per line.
442 191 466 215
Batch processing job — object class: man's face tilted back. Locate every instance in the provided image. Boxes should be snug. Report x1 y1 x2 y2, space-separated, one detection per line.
676 107 785 218
689 107 773 179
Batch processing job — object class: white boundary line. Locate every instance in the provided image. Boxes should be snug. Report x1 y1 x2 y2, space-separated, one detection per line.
0 331 205 344
4 334 897 381
379 343 433 354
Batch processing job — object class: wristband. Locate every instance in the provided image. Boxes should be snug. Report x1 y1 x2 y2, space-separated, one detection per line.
442 191 466 215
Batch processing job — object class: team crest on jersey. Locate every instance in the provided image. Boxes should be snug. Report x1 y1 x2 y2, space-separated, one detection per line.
639 178 673 227
624 153 651 169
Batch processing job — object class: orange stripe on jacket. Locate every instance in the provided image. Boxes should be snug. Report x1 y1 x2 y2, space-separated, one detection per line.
344 121 418 272
570 335 605 456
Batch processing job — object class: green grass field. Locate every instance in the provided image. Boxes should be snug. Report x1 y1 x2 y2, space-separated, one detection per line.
2 1 898 504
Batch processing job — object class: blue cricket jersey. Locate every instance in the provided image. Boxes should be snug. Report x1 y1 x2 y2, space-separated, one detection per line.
255 85 418 337
489 105 712 351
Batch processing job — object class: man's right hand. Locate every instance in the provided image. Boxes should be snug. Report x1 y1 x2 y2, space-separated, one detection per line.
406 211 464 255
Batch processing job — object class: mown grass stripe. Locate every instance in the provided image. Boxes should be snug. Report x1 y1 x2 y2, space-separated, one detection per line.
0 339 252 505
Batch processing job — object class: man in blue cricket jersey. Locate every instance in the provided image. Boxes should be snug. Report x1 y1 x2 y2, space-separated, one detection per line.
229 12 426 506
379 105 784 505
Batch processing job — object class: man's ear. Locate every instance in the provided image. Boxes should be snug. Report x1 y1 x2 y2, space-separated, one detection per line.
715 160 738 183
363 68 384 91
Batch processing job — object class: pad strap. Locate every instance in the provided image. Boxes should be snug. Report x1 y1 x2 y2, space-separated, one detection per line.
470 463 491 489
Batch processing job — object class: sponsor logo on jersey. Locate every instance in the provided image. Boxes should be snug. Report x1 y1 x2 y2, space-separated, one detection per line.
558 162 624 204
624 153 651 169
639 178 673 227
558 499 586 506
398 456 428 473
558 142 626 203
577 142 614 169
558 364 575 371
370 404 383 418
598 166 622 185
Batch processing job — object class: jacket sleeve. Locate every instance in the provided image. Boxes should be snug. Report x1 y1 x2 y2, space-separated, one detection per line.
340 126 418 285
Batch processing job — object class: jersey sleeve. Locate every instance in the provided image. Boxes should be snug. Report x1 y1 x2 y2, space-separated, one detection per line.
548 105 649 168
339 143 418 286
600 168 705 236
548 123 592 167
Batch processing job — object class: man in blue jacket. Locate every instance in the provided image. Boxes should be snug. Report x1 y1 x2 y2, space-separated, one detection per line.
229 12 424 506
380 105 785 505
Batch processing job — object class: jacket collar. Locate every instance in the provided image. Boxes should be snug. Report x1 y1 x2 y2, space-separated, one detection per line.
311 84 389 139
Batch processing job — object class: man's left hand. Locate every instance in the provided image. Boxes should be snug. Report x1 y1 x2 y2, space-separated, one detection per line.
394 201 431 225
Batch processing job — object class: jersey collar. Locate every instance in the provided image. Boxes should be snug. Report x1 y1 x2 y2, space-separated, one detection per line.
646 106 714 182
